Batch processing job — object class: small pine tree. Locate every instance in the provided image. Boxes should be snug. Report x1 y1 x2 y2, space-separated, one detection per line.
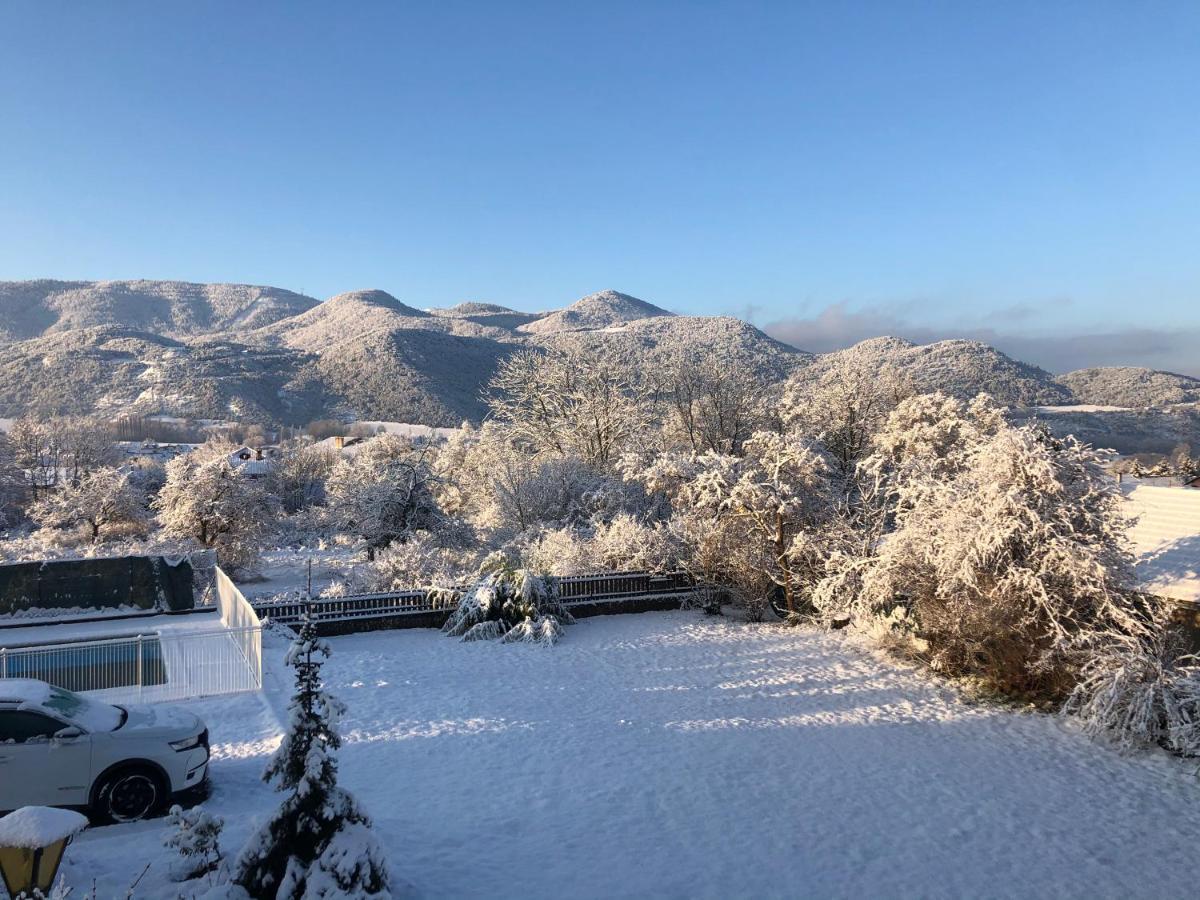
231 615 390 898
164 803 225 883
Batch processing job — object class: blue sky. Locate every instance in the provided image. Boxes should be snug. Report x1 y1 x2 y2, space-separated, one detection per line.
1 2 1198 373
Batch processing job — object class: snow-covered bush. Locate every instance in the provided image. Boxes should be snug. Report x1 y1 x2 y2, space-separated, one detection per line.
521 514 685 576
232 616 389 898
345 525 481 596
324 434 442 559
666 433 843 618
29 467 148 545
1066 604 1200 756
164 803 225 883
442 558 571 645
848 423 1138 700
782 357 913 481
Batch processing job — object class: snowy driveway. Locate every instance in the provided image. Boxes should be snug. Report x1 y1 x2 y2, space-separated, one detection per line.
67 611 1200 898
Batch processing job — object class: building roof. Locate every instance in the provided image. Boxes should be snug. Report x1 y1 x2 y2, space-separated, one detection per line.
1122 484 1200 604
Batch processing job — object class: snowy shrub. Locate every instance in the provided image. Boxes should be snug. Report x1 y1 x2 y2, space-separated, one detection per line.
164 803 225 882
346 525 482 596
522 514 684 576
850 423 1139 700
442 559 571 646
783 357 913 480
231 616 389 898
1066 605 1200 756
660 433 844 619
486 344 653 468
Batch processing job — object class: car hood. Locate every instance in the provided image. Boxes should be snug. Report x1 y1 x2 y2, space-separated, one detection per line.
115 704 203 738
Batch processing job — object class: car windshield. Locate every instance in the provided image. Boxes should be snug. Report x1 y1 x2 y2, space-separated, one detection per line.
40 685 123 733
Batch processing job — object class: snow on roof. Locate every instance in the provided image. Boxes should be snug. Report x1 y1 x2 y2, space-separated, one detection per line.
1123 484 1200 604
0 678 123 731
0 806 89 848
0 677 54 705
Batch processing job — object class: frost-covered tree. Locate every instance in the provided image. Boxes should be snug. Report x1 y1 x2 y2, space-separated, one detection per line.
435 424 635 536
324 435 442 559
521 513 685 577
269 442 338 513
656 433 842 618
782 359 913 482
29 466 148 544
154 445 277 572
442 557 571 645
164 803 225 883
848 423 1138 699
659 351 767 454
232 616 389 898
7 416 116 501
486 345 653 468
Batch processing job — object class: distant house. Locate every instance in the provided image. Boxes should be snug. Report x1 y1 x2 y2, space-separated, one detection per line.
1187 475 1200 490
1122 485 1200 647
312 435 369 457
227 446 277 477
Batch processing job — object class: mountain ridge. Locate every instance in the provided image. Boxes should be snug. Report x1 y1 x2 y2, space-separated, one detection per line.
0 279 1189 426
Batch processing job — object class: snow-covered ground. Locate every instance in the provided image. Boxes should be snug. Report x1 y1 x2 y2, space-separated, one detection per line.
60 612 1200 899
237 545 362 602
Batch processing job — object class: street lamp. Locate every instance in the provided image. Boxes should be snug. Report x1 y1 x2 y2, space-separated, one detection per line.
0 806 88 898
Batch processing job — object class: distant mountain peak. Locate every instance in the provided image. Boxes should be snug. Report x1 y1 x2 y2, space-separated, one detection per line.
521 289 674 335
324 289 429 317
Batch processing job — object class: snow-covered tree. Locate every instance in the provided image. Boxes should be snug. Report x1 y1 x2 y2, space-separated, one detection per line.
7 416 116 501
435 424 637 536
232 616 390 898
154 445 277 572
848 423 1138 699
521 513 685 577
486 344 653 468
270 442 338 513
655 433 843 618
164 803 225 883
29 467 147 545
782 358 913 482
442 557 571 645
325 435 441 559
658 351 767 454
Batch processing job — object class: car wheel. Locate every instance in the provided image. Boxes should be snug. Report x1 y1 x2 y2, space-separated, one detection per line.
95 767 164 824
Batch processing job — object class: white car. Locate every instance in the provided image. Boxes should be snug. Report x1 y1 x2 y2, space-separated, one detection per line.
0 679 210 823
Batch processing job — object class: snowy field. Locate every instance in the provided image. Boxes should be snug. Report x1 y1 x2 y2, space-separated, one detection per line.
61 611 1200 899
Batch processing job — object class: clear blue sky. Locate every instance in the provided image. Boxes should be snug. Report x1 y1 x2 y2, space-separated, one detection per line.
1 2 1197 371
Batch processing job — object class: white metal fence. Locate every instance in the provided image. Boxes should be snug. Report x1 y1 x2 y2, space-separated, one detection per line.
0 567 262 704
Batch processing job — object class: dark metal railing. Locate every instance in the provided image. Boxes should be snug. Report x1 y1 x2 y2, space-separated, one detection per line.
252 570 697 625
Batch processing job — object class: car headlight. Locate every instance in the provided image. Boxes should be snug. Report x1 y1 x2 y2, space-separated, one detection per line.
170 735 202 752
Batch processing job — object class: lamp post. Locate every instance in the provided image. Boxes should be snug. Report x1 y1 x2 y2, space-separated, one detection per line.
0 806 88 898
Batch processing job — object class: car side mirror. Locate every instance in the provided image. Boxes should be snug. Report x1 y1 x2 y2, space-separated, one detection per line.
53 726 83 742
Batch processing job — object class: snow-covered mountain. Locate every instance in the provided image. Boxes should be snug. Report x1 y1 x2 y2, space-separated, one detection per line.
0 280 318 342
519 290 675 335
0 279 1190 426
1055 367 1200 408
792 336 1073 407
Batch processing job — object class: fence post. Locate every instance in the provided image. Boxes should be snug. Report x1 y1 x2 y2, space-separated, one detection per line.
135 634 144 701
0 647 6 679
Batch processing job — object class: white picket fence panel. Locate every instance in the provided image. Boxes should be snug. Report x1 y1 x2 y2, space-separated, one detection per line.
0 567 262 704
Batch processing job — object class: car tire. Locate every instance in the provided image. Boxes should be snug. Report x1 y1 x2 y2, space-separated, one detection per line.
93 766 166 824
